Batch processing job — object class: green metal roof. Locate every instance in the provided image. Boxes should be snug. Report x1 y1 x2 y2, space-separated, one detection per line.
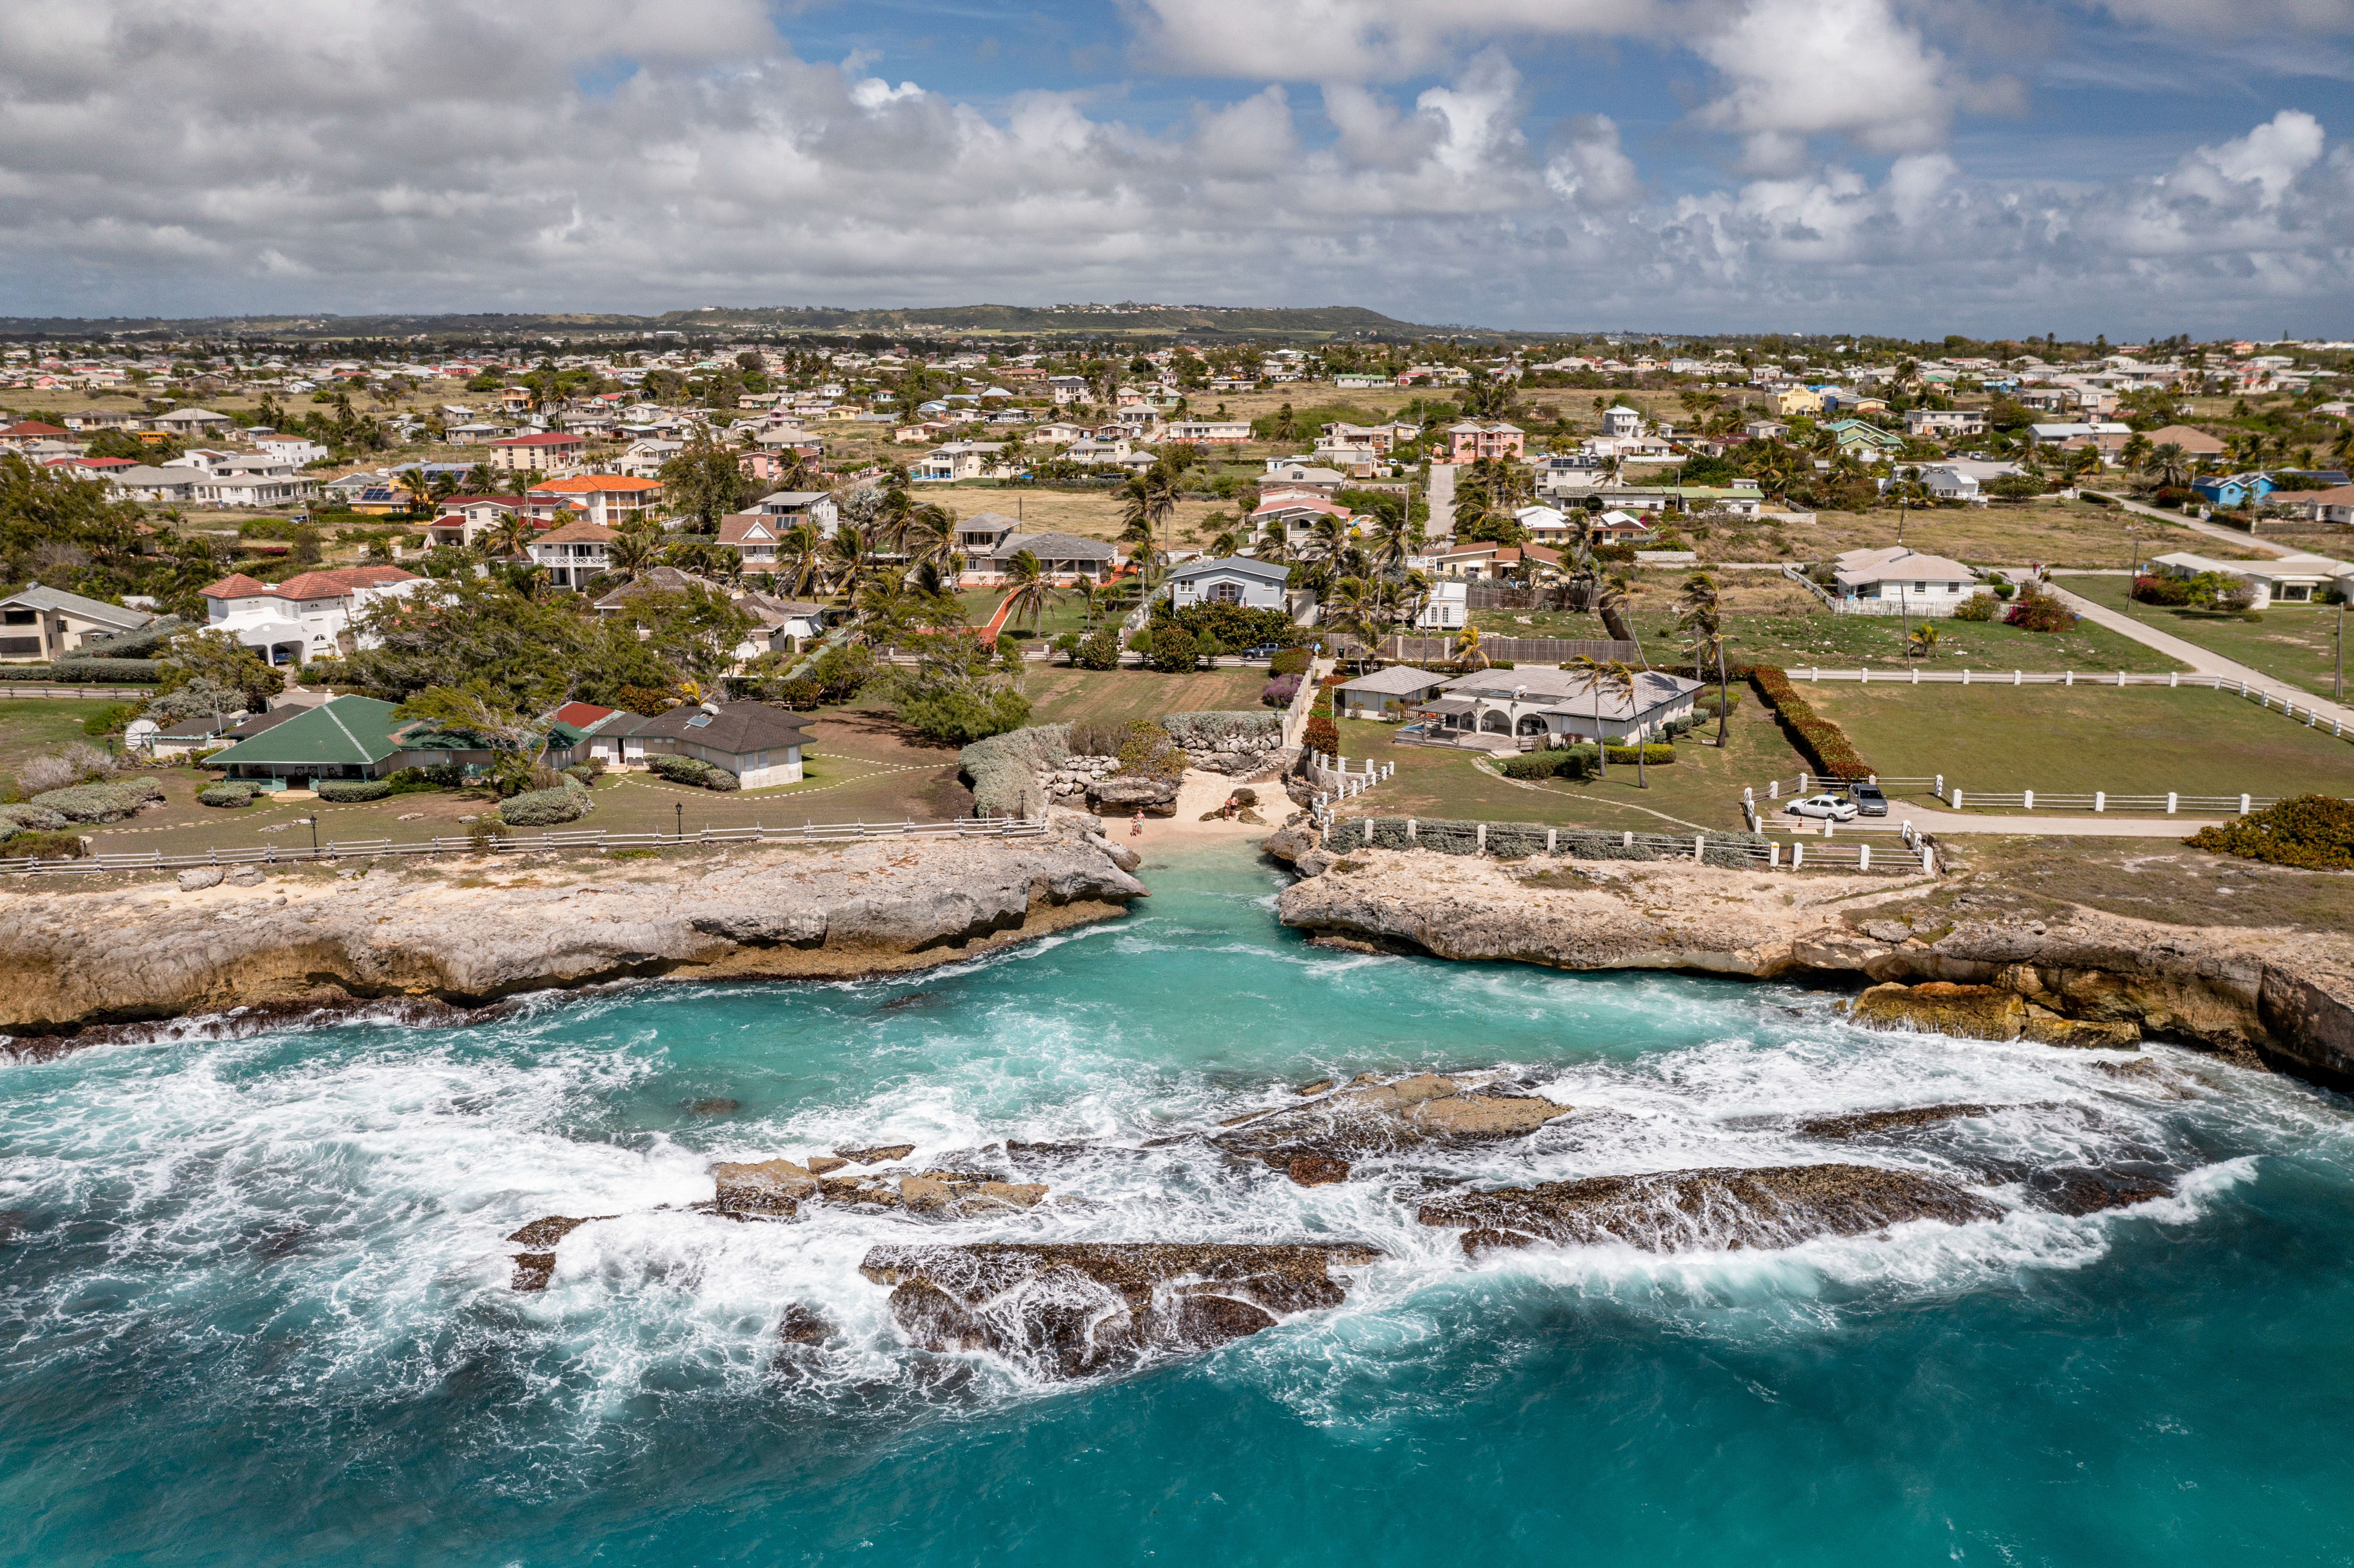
206 696 405 768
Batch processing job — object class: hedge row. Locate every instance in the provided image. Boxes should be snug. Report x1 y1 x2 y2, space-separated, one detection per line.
316 780 392 803
957 723 1072 819
1322 815 1770 868
199 782 258 808
1747 665 1874 780
647 754 740 792
498 778 594 827
38 658 163 684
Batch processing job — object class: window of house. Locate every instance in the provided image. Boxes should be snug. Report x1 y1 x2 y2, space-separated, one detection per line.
1209 582 1243 605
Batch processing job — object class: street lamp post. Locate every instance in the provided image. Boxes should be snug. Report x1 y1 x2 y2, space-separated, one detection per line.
307 814 319 858
675 801 684 842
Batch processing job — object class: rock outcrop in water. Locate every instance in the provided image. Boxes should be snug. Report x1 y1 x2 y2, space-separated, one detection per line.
1215 1071 1573 1183
709 1157 1048 1220
1417 1164 2005 1255
1848 982 2141 1047
1796 1103 1998 1140
0 829 1145 1038
1268 841 2354 1089
859 1241 1384 1377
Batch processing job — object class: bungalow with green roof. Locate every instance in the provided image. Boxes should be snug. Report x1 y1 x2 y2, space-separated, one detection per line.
1820 419 1905 456
204 694 516 790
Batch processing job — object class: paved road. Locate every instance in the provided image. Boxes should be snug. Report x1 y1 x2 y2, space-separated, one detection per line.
1426 462 1456 537
2041 581 2354 730
2109 494 2302 559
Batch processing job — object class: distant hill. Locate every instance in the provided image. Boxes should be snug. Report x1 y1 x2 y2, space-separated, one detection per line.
0 303 1526 344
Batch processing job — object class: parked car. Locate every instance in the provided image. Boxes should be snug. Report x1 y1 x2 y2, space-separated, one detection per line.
1846 783 1888 817
1784 793 1859 822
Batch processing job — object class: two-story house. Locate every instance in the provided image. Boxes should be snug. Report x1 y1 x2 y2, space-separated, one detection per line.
913 442 1009 482
197 565 427 665
526 520 618 588
1444 420 1526 462
487 431 586 474
523 475 662 528
0 584 155 663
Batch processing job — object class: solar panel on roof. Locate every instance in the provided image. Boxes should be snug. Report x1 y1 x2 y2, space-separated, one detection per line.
686 713 713 727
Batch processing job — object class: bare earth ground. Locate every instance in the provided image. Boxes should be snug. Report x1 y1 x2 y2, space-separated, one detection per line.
1889 834 2354 940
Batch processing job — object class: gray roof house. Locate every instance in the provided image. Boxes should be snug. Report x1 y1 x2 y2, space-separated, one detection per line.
1332 665 1452 719
0 583 155 662
964 527 1119 583
1412 666 1704 747
1169 556 1290 611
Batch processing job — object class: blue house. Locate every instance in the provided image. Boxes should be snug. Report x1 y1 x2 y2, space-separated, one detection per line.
2192 472 2274 510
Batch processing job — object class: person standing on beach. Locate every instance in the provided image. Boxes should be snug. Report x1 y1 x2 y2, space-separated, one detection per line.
1130 810 1144 837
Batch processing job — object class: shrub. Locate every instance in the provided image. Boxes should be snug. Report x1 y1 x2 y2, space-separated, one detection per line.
563 761 603 785
1991 581 2016 600
1269 647 1312 676
1125 631 1154 655
31 775 164 823
806 641 881 702
2132 574 2196 607
2002 585 2079 633
1115 721 1187 780
316 779 392 802
199 782 258 808
1149 625 1200 673
84 703 141 737
899 684 1032 744
384 765 462 792
1950 593 1998 621
1051 633 1080 655
497 779 594 826
1497 752 1569 780
1157 602 1297 651
46 657 162 684
1072 629 1122 670
1749 666 1873 780
0 802 70 833
3 826 89 858
2150 486 2199 509
1065 719 1126 758
958 723 1073 818
646 753 742 791
1262 672 1302 707
1302 714 1339 755
2186 795 2354 870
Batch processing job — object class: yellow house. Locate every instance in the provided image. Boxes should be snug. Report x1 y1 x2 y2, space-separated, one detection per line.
1775 387 1824 417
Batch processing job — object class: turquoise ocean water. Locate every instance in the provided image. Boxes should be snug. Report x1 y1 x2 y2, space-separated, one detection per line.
3 845 2351 1566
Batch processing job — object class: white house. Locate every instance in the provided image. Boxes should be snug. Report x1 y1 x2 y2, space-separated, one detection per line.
1169 556 1291 611
1410 666 1703 745
2150 551 2352 608
746 489 840 536
1332 665 1454 719
526 520 618 588
254 434 330 466
1916 466 1982 502
1905 409 1987 438
913 442 1009 482
104 464 203 503
197 565 427 666
1827 546 1982 615
197 472 318 508
1416 579 1468 630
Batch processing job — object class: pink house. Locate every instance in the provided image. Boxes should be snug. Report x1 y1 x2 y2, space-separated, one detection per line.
1445 420 1525 462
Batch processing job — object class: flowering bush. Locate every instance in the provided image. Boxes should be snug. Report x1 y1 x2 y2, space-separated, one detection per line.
2002 586 2079 633
1261 672 1302 708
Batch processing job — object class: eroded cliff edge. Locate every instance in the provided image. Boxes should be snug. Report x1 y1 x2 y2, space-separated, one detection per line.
1268 834 2354 1089
0 825 1147 1041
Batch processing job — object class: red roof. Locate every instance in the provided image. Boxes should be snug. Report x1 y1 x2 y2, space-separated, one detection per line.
553 701 615 728
199 565 421 601
3 420 69 437
531 474 659 493
490 432 585 447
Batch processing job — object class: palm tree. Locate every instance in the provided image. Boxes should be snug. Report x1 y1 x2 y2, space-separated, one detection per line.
776 522 826 597
606 527 661 583
2150 442 2191 490
1908 622 1941 659
1595 571 1639 649
486 513 534 562
1452 622 1488 670
1674 572 1728 746
1002 549 1057 635
825 524 876 598
1569 654 1609 778
1602 659 1647 788
904 503 960 572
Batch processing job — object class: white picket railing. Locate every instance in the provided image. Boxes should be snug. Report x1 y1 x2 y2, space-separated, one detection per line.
1319 816 1937 875
1307 751 1392 817
0 816 1048 876
1780 666 2349 737
1746 773 2294 817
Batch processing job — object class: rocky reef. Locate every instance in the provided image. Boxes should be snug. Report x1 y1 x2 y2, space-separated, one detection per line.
859 1241 1383 1379
0 826 1146 1038
1214 1070 1573 1184
1268 838 2354 1088
1418 1164 2007 1256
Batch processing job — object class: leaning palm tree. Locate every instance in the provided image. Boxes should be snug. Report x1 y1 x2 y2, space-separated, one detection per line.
487 513 535 562
825 524 875 598
1569 654 1609 778
1675 571 1728 746
1002 549 1056 635
1452 622 1488 670
1594 571 1640 650
776 522 825 597
1602 659 1647 788
606 526 661 583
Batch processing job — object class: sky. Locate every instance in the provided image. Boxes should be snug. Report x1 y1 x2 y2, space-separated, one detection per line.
1 0 2351 337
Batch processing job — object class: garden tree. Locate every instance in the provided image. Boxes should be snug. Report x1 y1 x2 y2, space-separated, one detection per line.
610 584 755 685
826 523 877 598
0 453 145 576
487 513 534 561
1907 622 1942 659
902 503 959 574
142 675 244 724
1452 623 1489 669
325 576 674 709
1985 472 2044 501
881 630 1031 744
658 429 753 532
392 677 561 787
158 627 284 711
775 521 826 597
2147 442 2192 489
1148 623 1200 673
604 522 663 583
2120 432 2154 474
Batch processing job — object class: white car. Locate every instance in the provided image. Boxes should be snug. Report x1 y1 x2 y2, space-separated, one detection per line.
1784 793 1860 822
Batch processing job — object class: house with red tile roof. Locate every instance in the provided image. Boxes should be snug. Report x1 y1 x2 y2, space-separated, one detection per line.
198 564 427 666
524 474 661 527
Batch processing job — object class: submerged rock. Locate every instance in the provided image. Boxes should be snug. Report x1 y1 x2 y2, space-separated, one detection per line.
1417 1164 2003 1255
1797 1104 1995 1140
1848 982 2142 1049
1216 1072 1573 1184
714 1159 816 1216
899 1173 1048 1215
860 1241 1384 1378
2027 1168 2172 1216
836 1144 918 1165
776 1303 832 1346
511 1253 556 1291
506 1214 614 1248
687 1098 740 1116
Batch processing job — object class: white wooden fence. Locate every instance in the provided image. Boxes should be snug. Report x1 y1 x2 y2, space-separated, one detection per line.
1780 666 2349 737
1 816 1048 877
0 684 155 700
1747 773 2289 817
1306 751 1392 815
1320 816 1937 875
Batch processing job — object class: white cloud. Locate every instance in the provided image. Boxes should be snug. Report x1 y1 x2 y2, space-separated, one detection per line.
1120 0 1656 81
2092 0 2354 32
0 1 2343 336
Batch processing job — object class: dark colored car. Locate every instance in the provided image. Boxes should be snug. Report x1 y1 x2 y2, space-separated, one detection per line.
1848 783 1888 817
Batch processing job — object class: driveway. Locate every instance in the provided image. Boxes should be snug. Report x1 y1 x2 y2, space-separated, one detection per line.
2110 495 2300 559
2040 582 2354 730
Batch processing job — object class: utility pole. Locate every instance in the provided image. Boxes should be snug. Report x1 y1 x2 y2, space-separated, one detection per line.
2338 601 2344 702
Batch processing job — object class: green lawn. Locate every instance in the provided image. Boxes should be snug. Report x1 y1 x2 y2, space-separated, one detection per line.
954 589 1113 641
1329 708 1808 835
0 698 123 782
1020 666 1275 728
1800 683 2354 802
1476 602 2185 674
2065 575 2352 703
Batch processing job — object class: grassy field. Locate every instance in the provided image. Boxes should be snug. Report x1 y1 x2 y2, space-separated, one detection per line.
1019 666 1273 727
1475 595 2186 673
1787 498 2258 570
0 698 123 781
912 487 1240 546
2064 575 2352 702
954 589 1117 640
1799 683 2354 801
1328 709 1809 835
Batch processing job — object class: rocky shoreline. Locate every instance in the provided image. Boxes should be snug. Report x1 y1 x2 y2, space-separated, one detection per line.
1264 828 2354 1088
0 824 1147 1042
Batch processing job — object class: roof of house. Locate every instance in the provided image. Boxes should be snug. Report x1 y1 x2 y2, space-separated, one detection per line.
2141 424 2227 454
717 513 787 543
0 583 155 627
1336 665 1450 695
490 432 586 446
199 565 419 601
592 566 725 609
3 420 69 437
105 464 201 487
992 530 1117 561
632 700 812 756
1171 555 1291 583
205 695 406 768
532 520 620 545
753 490 830 508
552 701 616 730
531 474 660 493
1441 666 1703 719
1832 546 1976 582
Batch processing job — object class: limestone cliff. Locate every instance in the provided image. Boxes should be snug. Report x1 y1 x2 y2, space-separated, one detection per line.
1 828 1146 1039
1271 844 2354 1087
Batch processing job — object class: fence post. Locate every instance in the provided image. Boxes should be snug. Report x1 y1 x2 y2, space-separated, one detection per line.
1961 668 1969 686
2166 792 2177 815
1406 818 1416 841
2170 671 2178 687
1622 831 1632 848
1860 844 1870 870
1769 843 1781 867
1911 667 1918 685
2014 670 2021 685
2094 791 2104 813
1799 772 1811 794
1693 833 1704 863
1868 774 1877 787
1920 844 1933 873
2241 793 2251 815
2116 670 2125 687
1475 823 1487 853
1769 779 1779 799
1935 774 1944 799
1824 821 1834 838
1792 842 1804 868
2065 671 2073 686
1953 788 1963 809
2022 789 2034 811
1546 827 1555 854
